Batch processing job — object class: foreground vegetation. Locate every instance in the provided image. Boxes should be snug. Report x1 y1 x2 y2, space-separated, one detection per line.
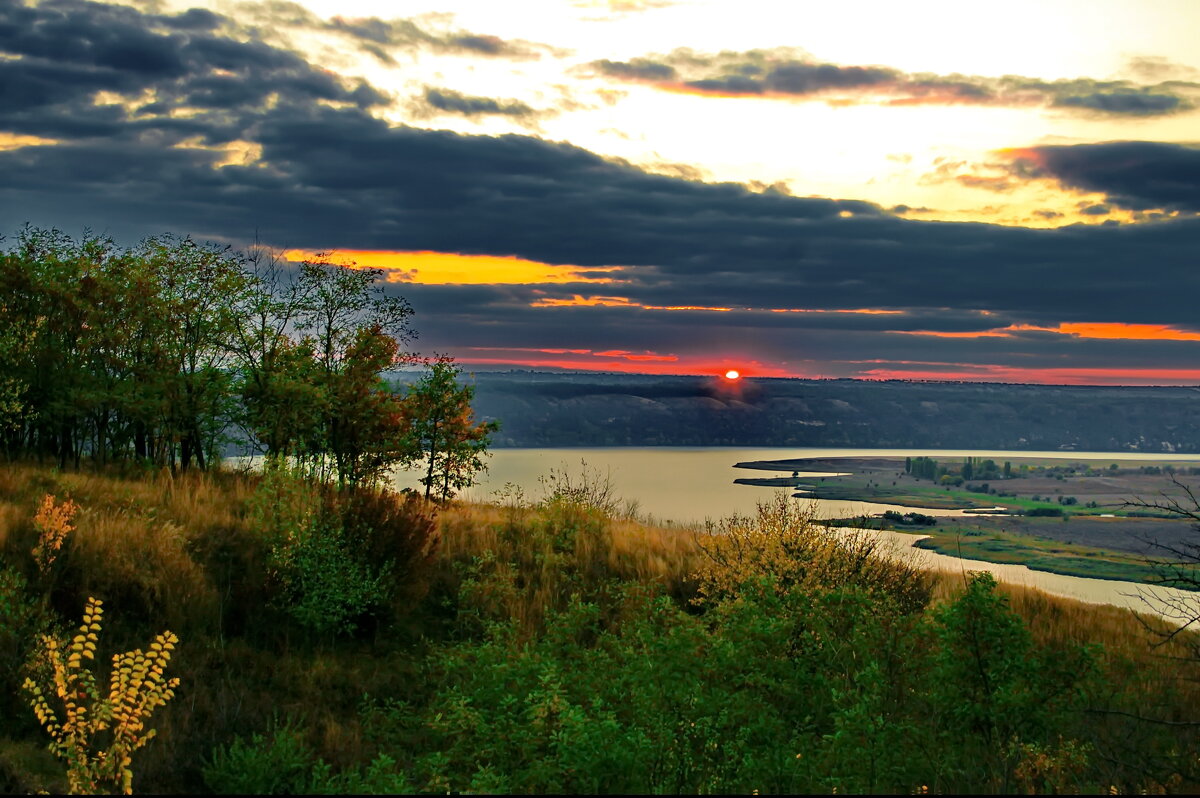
2 462 1199 794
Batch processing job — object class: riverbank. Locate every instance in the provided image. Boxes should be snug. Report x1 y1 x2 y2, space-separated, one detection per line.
739 453 1200 588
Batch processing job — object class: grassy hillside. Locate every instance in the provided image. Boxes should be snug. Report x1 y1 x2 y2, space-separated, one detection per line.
1 462 1198 794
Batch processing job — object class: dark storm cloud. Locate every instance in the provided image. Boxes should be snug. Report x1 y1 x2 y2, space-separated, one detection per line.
6 98 1200 330
0 0 386 143
1006 142 1200 212
1051 88 1186 115
589 48 1199 117
420 87 537 119
398 282 1200 375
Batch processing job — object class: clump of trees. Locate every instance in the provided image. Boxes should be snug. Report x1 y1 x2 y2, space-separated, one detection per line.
0 226 494 497
905 456 1013 486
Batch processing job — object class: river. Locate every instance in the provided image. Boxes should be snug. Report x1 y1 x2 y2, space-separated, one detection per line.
405 446 1200 526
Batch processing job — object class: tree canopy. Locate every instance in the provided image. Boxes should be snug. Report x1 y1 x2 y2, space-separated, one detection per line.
0 226 494 492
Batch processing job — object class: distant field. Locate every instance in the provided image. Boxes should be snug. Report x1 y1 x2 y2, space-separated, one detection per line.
747 454 1200 584
737 454 1200 516
910 527 1185 587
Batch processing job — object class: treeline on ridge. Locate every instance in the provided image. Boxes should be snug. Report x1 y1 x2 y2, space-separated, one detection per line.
0 226 494 496
469 373 1200 451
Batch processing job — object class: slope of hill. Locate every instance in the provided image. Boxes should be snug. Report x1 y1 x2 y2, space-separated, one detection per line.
463 373 1200 451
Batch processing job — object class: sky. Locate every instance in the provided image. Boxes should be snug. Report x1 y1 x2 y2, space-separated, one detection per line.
2 0 1200 384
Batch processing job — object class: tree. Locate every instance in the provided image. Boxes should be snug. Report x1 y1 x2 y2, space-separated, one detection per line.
292 256 416 483
401 357 498 502
324 326 410 487
138 235 249 470
230 251 419 484
1124 478 1200 657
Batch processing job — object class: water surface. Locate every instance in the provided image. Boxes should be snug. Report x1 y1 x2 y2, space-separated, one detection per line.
402 446 1200 526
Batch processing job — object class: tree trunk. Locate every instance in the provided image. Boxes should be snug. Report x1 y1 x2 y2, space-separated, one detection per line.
424 416 440 501
134 420 146 459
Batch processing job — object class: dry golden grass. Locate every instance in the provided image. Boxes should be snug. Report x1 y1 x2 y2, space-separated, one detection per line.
439 501 702 585
0 463 259 636
433 501 705 634
4 459 1190 669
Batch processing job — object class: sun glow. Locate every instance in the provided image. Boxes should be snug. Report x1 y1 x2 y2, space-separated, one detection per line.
724 369 740 380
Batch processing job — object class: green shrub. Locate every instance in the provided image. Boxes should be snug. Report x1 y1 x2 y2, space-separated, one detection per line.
928 572 1099 788
332 486 439 610
203 720 412 795
270 518 390 636
0 566 46 726
249 466 435 636
202 721 316 795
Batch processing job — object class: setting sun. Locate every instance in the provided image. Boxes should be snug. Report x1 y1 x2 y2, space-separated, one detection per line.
724 369 740 380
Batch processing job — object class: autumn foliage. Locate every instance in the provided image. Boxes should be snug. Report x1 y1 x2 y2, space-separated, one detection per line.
23 597 179 795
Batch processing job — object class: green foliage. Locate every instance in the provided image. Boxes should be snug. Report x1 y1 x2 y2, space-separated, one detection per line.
249 465 436 636
927 572 1099 788
203 720 411 795
0 567 48 721
201 720 315 795
2 463 1190 794
0 229 431 485
250 468 385 636
271 518 391 636
401 357 498 502
932 572 1039 742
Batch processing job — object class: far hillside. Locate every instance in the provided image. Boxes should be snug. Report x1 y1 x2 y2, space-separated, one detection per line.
462 372 1200 451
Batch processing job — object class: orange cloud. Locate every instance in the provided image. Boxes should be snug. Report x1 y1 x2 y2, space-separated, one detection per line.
644 304 732 311
767 307 903 315
532 295 902 315
530 294 733 311
461 347 790 377
858 364 1200 386
531 295 637 307
1054 322 1200 341
284 250 622 285
893 322 1200 341
593 349 678 361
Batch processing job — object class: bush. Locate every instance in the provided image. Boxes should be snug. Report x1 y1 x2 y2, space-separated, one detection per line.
333 486 439 611
538 460 622 517
23 597 180 795
270 518 391 636
695 494 929 612
203 719 412 795
0 566 47 725
202 720 316 795
249 466 439 636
